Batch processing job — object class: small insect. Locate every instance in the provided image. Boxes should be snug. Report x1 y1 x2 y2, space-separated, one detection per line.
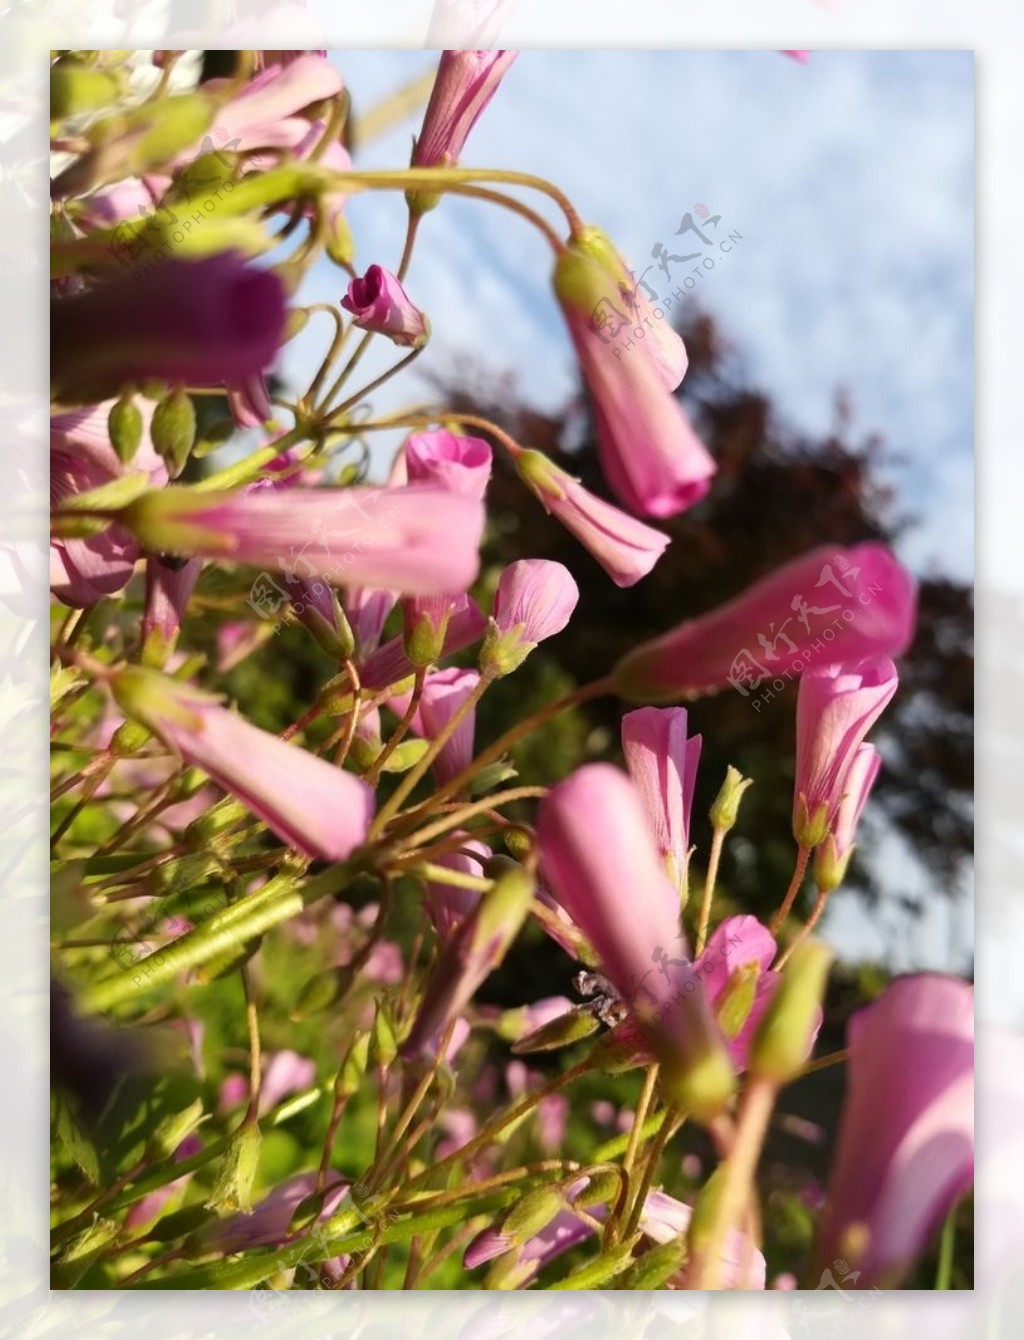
572 969 628 1028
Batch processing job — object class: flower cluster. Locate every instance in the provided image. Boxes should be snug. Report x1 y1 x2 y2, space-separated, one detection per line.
49 46 971 1295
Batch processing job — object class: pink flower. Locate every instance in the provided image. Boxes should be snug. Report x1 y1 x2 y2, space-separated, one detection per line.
515 449 670 588
142 555 201 663
412 50 518 169
345 586 397 658
209 1172 349 1254
196 54 342 156
483 559 578 674
123 482 486 598
814 743 881 889
537 763 735 1116
793 656 896 846
51 253 288 404
111 667 374 862
621 706 702 894
342 265 429 348
424 836 491 938
404 429 492 499
426 0 520 46
816 974 974 1286
614 543 918 703
419 666 481 786
50 399 167 608
554 228 715 518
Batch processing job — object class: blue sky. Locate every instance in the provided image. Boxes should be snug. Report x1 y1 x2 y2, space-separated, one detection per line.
285 49 974 583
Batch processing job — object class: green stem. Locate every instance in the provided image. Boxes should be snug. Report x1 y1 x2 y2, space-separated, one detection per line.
323 344 426 421
769 845 811 935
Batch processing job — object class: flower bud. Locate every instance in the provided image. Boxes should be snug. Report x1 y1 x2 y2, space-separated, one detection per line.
750 940 833 1083
709 766 753 832
150 389 197 478
502 1186 566 1246
812 834 852 894
714 961 761 1041
336 1032 371 1099
659 1038 737 1123
107 393 144 465
206 1120 261 1215
511 1007 600 1055
50 61 122 121
370 1000 399 1068
149 1098 205 1160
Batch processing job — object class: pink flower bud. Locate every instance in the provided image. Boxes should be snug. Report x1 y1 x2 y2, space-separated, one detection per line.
412 50 518 170
342 265 429 348
621 706 702 894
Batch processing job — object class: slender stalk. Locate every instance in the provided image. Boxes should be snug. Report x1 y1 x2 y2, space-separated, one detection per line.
304 302 350 407
393 786 547 850
335 659 363 769
695 826 726 955
685 1076 776 1289
770 845 811 934
242 966 262 1122
775 886 828 969
396 211 420 282
936 1200 958 1289
623 1104 684 1241
322 344 426 421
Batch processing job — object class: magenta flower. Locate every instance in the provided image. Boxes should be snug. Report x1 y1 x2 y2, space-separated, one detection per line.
342 265 429 348
483 559 578 674
111 667 374 862
614 543 918 703
404 429 492 499
51 253 287 403
814 743 882 890
516 449 670 588
123 482 485 597
621 706 702 894
816 974 974 1286
412 50 518 169
50 399 166 608
554 229 715 518
793 656 897 846
538 763 735 1116
418 666 481 785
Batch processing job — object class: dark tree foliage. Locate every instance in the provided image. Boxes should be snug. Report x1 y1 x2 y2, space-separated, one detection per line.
431 307 974 932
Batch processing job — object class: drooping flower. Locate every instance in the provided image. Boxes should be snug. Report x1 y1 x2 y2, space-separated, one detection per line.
404 429 492 499
111 667 374 862
515 448 670 588
621 706 702 894
614 543 918 703
813 743 882 891
815 974 974 1287
121 482 486 598
793 657 897 847
554 226 715 518
412 50 518 170
342 265 429 348
51 253 288 404
482 559 579 674
537 763 735 1118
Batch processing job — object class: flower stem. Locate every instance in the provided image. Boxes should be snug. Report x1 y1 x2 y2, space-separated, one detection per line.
775 886 828 969
770 845 811 934
695 826 726 955
366 666 426 786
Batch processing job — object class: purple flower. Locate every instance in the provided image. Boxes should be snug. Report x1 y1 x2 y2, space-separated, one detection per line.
342 265 429 348
621 706 702 894
816 974 974 1286
51 253 288 404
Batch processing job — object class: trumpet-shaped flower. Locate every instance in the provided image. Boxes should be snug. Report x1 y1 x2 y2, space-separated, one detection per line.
621 706 702 893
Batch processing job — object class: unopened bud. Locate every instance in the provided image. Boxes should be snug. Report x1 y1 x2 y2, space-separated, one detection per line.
108 393 144 465
503 827 533 860
511 1007 600 1054
812 834 851 894
502 1187 565 1246
206 1120 261 1215
370 1000 399 1067
574 1169 622 1209
111 717 150 754
336 1032 371 1098
620 1236 688 1290
149 1098 204 1159
151 389 196 478
403 605 449 668
660 1041 737 1123
714 962 761 1040
793 793 830 849
709 766 753 832
750 940 833 1083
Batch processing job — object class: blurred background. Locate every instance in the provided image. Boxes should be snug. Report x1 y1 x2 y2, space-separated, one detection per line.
273 49 974 977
